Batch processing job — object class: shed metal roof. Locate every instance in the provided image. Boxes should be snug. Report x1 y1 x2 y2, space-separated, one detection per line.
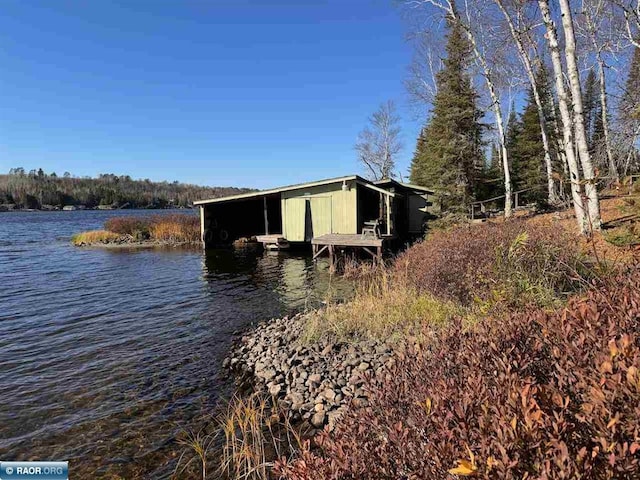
194 175 395 206
373 179 435 194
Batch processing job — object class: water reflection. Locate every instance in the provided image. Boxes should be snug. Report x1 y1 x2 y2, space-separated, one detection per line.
0 211 352 479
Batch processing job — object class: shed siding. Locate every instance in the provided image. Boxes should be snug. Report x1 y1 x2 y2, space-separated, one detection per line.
281 182 357 240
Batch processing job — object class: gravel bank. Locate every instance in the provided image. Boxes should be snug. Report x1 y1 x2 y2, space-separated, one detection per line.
224 313 400 431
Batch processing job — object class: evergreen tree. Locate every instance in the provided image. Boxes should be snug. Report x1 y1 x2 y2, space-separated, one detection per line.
409 127 427 181
620 47 640 125
515 89 546 203
409 17 484 210
583 68 599 151
477 143 503 201
620 47 640 175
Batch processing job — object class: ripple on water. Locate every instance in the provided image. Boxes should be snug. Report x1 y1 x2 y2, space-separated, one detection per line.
0 210 352 478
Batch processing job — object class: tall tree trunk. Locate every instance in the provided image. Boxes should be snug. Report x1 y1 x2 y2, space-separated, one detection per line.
558 0 602 231
539 0 587 234
494 0 558 204
595 52 619 182
456 18 512 217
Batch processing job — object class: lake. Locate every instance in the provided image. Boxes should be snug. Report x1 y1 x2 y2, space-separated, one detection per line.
0 210 352 478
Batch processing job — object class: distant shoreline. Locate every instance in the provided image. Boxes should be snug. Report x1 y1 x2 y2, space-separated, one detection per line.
0 206 196 212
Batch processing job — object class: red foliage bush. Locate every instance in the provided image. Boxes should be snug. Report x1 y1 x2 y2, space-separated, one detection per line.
275 268 640 479
104 216 151 235
394 220 588 307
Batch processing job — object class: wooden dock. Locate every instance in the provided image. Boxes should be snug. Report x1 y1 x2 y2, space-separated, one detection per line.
311 233 386 268
256 234 290 250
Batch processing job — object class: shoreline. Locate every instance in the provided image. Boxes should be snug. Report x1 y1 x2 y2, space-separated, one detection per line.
224 312 403 431
72 239 200 249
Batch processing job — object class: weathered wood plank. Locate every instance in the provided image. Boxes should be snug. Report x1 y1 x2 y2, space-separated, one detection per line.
311 234 384 247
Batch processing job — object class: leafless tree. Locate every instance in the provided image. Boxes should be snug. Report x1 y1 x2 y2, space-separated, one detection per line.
577 0 623 181
355 101 403 180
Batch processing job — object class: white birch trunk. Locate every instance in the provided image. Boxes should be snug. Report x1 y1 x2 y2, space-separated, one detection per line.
595 52 619 182
494 0 558 204
458 19 513 217
539 0 587 234
558 0 602 231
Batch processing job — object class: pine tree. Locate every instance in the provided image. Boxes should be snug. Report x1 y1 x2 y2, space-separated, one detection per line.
409 17 484 210
477 143 503 201
621 48 640 125
516 89 546 203
618 47 640 175
410 127 427 181
583 68 599 151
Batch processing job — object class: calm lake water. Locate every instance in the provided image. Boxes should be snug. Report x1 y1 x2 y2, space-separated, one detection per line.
0 210 351 478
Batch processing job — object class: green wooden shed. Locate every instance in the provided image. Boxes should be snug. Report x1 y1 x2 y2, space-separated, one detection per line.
194 175 435 249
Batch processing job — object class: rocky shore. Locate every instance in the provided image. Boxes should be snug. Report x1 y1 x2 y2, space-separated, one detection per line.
72 237 198 248
224 313 400 431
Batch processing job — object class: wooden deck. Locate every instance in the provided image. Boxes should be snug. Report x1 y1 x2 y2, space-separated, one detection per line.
311 233 389 266
256 234 290 250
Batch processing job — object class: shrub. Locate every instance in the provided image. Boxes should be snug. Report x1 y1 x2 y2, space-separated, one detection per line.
395 220 589 308
104 216 151 236
71 230 120 245
148 214 199 243
303 264 462 342
276 268 640 479
604 226 640 248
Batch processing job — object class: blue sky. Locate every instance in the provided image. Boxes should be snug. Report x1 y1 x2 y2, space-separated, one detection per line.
0 0 420 189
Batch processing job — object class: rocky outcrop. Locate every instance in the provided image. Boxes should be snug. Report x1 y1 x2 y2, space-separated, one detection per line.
224 314 399 431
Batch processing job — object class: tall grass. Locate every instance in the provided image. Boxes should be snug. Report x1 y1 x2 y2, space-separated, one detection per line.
303 262 462 342
149 214 200 243
71 230 120 245
304 221 595 343
73 214 200 245
219 394 303 480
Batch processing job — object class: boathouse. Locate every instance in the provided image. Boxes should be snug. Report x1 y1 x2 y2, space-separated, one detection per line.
195 175 436 258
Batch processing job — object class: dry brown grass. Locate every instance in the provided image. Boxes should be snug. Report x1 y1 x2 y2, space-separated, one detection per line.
303 264 462 343
71 230 120 245
149 214 199 243
219 394 303 480
72 214 200 245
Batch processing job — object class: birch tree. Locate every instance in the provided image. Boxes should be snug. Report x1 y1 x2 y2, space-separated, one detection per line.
558 0 602 231
355 101 403 181
409 0 514 217
494 0 559 203
578 0 621 181
538 0 588 233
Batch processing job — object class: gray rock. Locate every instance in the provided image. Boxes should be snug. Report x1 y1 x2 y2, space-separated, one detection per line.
311 411 326 428
268 383 282 396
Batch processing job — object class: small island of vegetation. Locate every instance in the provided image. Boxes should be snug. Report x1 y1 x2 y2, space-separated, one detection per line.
72 214 200 248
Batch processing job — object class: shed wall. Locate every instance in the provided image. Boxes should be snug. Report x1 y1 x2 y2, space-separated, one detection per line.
281 182 357 241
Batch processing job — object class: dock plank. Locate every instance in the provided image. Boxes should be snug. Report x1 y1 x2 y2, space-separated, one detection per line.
311 233 384 247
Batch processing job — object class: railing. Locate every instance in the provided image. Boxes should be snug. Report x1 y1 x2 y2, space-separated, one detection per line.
469 174 640 220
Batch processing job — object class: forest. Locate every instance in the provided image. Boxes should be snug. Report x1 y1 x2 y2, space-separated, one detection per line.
358 0 640 236
0 168 252 210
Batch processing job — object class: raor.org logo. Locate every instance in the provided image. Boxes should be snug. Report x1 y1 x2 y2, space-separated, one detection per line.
0 462 67 480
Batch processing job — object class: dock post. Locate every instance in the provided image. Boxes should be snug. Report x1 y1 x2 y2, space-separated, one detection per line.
199 206 206 248
328 244 335 272
263 196 269 234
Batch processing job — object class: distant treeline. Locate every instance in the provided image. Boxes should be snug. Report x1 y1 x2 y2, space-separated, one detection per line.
0 168 253 209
